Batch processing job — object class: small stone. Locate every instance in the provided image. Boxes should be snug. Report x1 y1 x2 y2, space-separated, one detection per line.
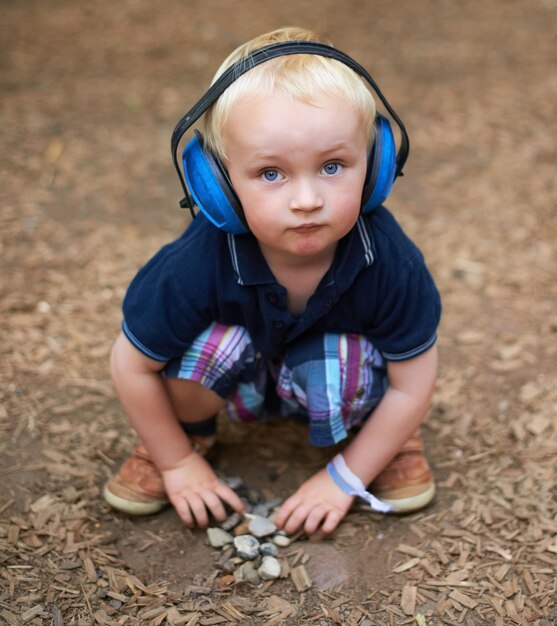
222 558 238 574
240 498 253 514
223 476 244 491
258 555 281 580
260 542 279 557
109 599 123 609
216 547 235 569
221 512 243 532
207 527 234 548
251 497 282 517
234 534 260 560
266 497 283 514
233 518 252 536
234 561 261 585
252 503 272 517
246 488 262 504
272 534 291 547
248 515 277 538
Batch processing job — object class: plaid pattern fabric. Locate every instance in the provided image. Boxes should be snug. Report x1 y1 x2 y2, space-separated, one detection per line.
165 323 387 447
277 332 387 446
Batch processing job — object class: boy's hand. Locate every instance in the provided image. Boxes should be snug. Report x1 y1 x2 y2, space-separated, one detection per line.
274 468 354 536
161 451 244 528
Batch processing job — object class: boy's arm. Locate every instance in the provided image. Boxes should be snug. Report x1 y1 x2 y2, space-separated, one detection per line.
275 344 438 536
341 343 438 485
110 332 244 526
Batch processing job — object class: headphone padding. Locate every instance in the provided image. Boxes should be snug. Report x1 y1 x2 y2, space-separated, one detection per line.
362 114 397 213
183 135 248 234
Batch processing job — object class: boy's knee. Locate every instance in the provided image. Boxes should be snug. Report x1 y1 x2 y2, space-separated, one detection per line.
163 377 226 422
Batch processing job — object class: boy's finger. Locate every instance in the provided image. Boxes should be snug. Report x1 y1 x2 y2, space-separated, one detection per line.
188 493 210 528
282 504 311 535
303 505 327 536
320 509 343 536
202 491 228 522
216 483 245 513
171 496 194 528
273 494 300 528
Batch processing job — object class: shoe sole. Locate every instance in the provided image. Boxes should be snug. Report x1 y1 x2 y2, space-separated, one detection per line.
375 482 436 514
103 484 169 516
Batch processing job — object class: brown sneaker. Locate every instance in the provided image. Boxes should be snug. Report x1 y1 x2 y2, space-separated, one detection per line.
369 431 435 513
103 436 217 516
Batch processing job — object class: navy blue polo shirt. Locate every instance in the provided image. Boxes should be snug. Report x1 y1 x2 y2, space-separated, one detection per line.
122 206 441 363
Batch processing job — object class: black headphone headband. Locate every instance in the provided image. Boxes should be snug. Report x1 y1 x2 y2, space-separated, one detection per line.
171 40 410 212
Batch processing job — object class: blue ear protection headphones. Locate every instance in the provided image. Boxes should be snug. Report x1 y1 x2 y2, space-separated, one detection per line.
171 41 410 235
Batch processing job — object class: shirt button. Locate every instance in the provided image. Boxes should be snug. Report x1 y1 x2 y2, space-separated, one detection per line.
267 292 279 304
273 320 284 330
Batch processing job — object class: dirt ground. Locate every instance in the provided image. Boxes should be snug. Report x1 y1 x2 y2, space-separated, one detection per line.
1 0 556 624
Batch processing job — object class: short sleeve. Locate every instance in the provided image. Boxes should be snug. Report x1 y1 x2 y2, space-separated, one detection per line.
368 250 441 361
121 237 213 362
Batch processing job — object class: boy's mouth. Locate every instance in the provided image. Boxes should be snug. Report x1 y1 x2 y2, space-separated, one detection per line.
291 223 322 233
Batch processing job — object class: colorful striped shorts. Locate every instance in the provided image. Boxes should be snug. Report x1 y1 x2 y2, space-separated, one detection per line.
164 323 388 447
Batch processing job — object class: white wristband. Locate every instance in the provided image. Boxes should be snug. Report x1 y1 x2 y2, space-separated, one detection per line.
327 453 394 513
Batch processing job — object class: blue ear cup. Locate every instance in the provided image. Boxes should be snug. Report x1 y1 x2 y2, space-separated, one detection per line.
361 114 397 213
182 132 248 235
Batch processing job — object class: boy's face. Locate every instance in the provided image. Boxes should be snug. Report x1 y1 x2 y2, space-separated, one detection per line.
223 90 369 264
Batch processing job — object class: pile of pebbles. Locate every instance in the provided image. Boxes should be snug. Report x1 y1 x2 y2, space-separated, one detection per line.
207 475 295 585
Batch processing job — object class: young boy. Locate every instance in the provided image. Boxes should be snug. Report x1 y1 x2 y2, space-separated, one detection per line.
104 27 441 537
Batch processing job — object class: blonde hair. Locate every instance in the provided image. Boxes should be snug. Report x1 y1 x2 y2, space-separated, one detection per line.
203 27 376 160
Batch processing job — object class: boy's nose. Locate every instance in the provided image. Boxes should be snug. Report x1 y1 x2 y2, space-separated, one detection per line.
289 178 324 212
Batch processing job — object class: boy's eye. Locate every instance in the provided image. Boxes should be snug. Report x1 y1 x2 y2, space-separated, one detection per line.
261 169 282 182
322 162 343 176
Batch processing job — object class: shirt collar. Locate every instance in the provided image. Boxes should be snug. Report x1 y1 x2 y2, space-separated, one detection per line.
227 232 275 286
331 216 376 292
228 216 376 289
